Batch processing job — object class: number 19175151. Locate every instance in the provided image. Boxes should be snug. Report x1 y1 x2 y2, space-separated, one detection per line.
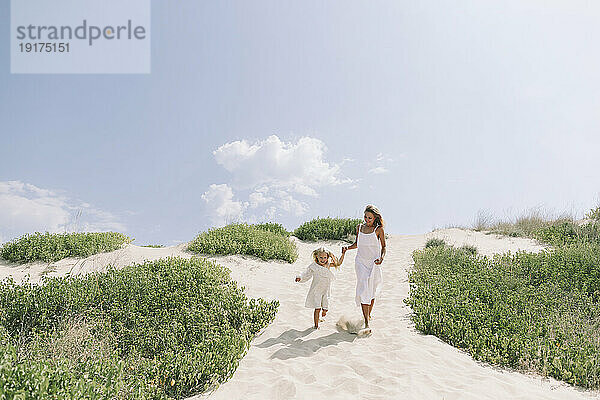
19 42 70 53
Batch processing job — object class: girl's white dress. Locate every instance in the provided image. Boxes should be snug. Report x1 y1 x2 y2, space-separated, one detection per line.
355 224 383 306
297 262 335 310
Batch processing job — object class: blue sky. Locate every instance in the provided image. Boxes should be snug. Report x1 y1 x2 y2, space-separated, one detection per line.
1 1 599 245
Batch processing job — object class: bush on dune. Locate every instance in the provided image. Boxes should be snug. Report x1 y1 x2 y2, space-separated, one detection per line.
187 223 297 263
1 232 131 263
407 241 600 389
253 222 290 237
425 238 446 249
293 217 362 241
0 256 279 398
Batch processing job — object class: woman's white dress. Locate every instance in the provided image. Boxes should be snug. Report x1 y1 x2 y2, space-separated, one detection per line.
297 262 335 309
355 225 383 306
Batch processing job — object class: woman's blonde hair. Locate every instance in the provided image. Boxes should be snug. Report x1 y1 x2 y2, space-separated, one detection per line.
364 204 385 228
312 247 339 269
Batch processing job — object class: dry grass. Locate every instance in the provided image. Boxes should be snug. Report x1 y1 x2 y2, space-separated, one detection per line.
472 208 575 238
24 317 115 366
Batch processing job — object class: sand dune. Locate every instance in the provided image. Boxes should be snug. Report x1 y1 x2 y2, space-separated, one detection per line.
1 229 598 399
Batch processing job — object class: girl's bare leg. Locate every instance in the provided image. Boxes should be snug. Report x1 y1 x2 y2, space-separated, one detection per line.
322 309 327 317
369 299 375 320
313 309 321 328
361 303 370 328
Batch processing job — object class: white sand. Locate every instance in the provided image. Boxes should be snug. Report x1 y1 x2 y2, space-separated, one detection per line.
1 229 598 399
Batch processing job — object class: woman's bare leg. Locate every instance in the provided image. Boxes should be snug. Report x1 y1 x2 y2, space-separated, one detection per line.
361 303 370 328
369 299 375 320
313 309 321 328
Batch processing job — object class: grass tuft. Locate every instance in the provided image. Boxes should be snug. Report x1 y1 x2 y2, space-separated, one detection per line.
293 217 362 242
425 238 446 249
1 232 131 263
187 223 297 263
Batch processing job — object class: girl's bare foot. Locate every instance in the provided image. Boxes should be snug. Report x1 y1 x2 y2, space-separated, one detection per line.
313 325 319 329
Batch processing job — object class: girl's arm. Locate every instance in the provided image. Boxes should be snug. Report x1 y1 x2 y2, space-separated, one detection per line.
342 224 360 252
333 248 347 267
374 226 386 265
295 266 313 282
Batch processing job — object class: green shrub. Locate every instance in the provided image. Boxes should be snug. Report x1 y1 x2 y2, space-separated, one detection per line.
586 206 600 221
460 244 478 255
425 238 446 249
406 244 600 389
0 256 278 398
293 217 362 241
1 232 131 263
533 221 600 247
253 222 290 237
142 244 164 248
187 224 297 263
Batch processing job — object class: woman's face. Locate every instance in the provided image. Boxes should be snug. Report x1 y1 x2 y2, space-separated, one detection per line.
316 252 329 265
364 211 375 226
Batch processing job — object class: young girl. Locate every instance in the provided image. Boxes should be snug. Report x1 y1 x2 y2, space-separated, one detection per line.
295 247 346 329
342 205 386 332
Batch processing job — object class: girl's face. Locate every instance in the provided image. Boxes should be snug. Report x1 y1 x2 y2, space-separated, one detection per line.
364 211 375 226
316 252 329 266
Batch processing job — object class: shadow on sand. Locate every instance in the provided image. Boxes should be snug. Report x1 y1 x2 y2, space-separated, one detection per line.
257 327 356 360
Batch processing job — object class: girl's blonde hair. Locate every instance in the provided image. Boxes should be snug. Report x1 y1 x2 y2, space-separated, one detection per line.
364 204 385 228
312 247 339 269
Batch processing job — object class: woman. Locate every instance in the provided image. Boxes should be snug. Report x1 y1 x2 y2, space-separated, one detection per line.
342 205 386 331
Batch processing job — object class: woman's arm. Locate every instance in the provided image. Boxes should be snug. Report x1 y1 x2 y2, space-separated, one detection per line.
342 224 360 252
374 226 386 265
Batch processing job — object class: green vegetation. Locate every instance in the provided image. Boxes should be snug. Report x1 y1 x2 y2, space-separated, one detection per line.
586 205 600 221
0 257 278 398
253 222 290 237
293 217 362 241
407 217 600 389
425 238 446 249
1 232 131 263
460 244 478 255
188 223 297 263
142 244 165 248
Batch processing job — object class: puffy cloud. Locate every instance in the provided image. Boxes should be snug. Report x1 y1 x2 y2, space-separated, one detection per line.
204 135 351 226
213 135 346 194
201 184 247 226
0 181 126 242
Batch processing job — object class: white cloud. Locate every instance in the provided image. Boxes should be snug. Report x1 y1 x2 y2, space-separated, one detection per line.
0 181 126 242
204 135 351 225
201 184 247 226
369 166 389 174
368 152 398 175
248 191 272 208
213 135 347 194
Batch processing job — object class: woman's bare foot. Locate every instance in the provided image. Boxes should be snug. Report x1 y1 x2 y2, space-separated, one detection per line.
358 327 372 337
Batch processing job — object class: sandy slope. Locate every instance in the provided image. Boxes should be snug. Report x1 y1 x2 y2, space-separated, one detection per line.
1 229 599 399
